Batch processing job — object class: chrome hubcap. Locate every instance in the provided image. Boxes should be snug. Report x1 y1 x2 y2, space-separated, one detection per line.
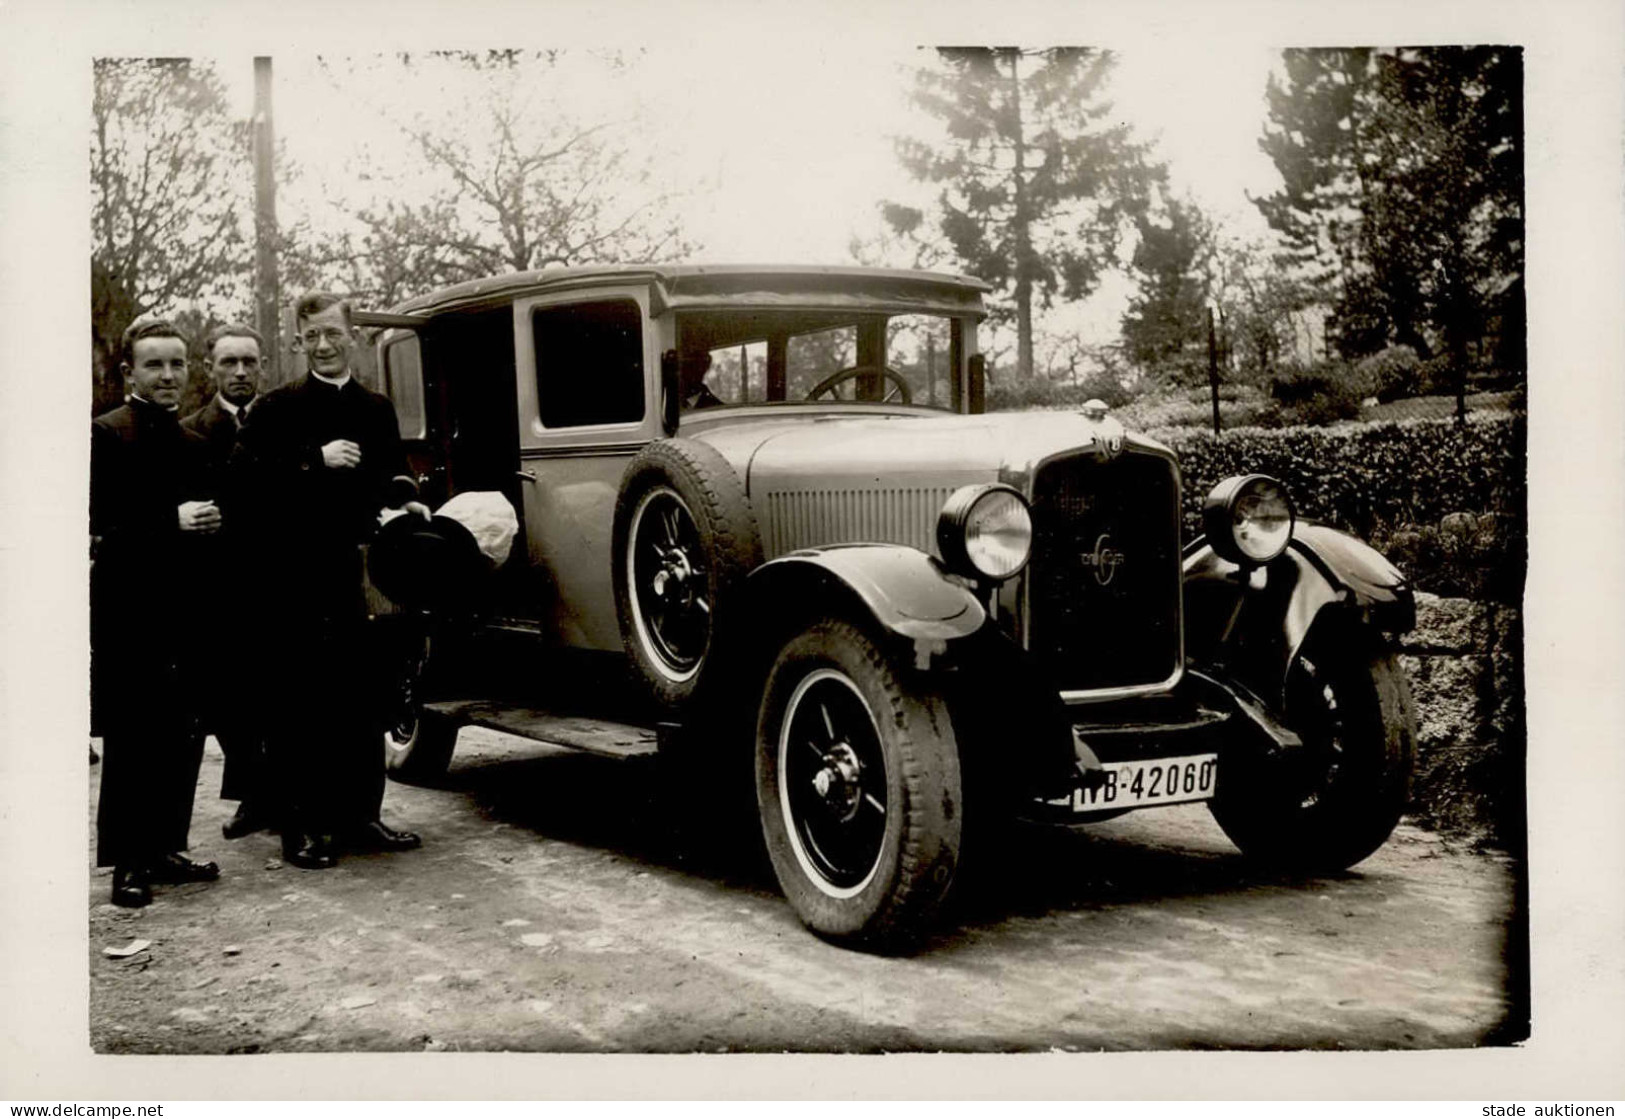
628 488 710 680
779 670 888 896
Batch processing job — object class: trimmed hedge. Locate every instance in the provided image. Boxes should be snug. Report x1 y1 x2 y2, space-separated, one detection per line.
987 373 1131 412
1154 412 1527 602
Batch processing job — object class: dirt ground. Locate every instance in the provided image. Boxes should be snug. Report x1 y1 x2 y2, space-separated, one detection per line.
88 727 1526 1053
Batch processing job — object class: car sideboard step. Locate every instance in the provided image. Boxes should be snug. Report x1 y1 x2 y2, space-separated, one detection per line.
423 701 660 760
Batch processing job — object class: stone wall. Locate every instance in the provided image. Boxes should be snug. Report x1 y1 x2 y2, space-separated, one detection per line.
1397 592 1525 848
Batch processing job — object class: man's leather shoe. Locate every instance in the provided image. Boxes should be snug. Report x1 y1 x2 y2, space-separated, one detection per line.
222 803 267 840
111 867 151 908
282 833 337 870
149 852 220 883
347 820 422 852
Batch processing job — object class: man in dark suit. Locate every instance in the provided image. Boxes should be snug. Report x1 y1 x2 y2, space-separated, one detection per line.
92 318 223 908
182 323 267 839
232 291 429 870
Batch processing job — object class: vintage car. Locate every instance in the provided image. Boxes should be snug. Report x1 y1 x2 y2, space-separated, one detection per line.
356 264 1418 952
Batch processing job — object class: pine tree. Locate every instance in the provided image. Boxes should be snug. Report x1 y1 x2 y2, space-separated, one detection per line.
1254 47 1524 376
1121 196 1216 382
887 47 1162 379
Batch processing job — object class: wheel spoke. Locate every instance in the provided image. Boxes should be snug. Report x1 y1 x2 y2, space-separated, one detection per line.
863 792 885 817
819 702 837 744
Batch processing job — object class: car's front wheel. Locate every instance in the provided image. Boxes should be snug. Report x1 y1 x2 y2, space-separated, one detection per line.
755 620 962 951
1209 631 1416 873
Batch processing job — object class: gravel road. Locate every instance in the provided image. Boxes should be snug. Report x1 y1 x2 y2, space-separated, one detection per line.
89 726 1526 1053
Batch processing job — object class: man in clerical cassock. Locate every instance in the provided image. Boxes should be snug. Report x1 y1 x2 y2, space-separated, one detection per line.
231 291 429 870
92 318 223 907
182 323 270 840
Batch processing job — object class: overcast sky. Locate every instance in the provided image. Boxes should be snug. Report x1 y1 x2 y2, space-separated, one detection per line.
220 44 1287 346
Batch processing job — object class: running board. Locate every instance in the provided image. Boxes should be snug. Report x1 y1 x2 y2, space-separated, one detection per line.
423 701 660 760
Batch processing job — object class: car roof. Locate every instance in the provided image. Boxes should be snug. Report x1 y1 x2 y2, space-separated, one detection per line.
388 263 993 319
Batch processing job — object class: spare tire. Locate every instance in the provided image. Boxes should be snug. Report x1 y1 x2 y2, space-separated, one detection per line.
612 438 763 711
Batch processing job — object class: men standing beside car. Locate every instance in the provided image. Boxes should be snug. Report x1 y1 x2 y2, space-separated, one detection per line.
231 291 429 870
181 324 269 840
91 318 222 908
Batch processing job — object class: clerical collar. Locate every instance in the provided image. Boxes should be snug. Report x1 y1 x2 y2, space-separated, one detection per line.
310 369 352 389
129 393 178 414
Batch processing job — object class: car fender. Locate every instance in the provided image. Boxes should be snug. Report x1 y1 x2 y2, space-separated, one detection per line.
745 545 1077 799
1183 523 1414 705
745 543 987 666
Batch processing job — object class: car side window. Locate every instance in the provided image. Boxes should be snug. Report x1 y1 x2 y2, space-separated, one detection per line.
382 333 427 439
533 299 646 428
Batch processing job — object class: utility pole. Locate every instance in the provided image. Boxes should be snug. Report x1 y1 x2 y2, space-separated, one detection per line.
1207 306 1221 435
252 57 281 387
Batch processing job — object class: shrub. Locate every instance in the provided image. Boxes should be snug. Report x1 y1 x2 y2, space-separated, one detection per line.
1417 355 1460 397
1374 514 1526 603
1357 345 1424 402
1153 412 1527 602
1262 365 1363 426
986 372 1131 412
1116 393 1274 432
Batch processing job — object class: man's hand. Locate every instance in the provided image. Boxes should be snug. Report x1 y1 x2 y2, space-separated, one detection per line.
321 439 363 469
178 500 222 534
402 500 432 521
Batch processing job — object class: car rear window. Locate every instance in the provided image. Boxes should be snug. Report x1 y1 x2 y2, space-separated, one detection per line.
533 299 645 428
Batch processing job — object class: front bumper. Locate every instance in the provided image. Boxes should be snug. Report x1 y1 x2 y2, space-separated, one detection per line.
1018 669 1297 824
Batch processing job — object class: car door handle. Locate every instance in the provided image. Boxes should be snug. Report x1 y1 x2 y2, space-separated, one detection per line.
517 470 537 483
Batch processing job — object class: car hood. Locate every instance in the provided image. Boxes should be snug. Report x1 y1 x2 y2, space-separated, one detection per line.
691 408 1165 495
687 408 1170 558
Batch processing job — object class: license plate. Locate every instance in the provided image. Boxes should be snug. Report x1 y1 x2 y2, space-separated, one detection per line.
1066 752 1218 813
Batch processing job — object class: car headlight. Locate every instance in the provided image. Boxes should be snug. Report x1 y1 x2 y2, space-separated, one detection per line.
1203 474 1295 566
937 484 1033 582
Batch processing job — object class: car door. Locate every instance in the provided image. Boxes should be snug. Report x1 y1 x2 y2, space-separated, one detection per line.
377 306 534 621
512 284 663 652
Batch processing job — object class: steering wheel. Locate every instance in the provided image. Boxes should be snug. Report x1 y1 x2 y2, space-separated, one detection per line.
804 364 913 405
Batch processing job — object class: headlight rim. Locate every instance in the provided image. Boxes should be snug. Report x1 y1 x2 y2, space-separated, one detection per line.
936 482 1034 583
1202 473 1296 567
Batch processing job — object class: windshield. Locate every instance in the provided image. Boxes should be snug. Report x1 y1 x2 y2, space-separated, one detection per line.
674 310 963 412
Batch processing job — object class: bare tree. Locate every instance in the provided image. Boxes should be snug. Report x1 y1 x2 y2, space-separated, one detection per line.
91 58 251 413
292 51 699 307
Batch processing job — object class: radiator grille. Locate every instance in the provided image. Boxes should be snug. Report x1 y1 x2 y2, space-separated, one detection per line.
763 487 954 557
1026 452 1182 692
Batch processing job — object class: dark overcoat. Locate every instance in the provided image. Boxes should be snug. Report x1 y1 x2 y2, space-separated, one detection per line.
229 375 417 833
181 395 245 469
181 394 264 802
90 398 214 866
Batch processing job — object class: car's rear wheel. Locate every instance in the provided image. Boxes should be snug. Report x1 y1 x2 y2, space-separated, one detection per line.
381 627 459 784
1209 632 1416 872
613 439 761 711
755 620 962 951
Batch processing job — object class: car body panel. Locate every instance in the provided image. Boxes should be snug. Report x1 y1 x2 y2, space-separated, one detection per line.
685 410 1162 563
1182 521 1415 706
390 263 994 321
747 544 988 645
370 261 1408 757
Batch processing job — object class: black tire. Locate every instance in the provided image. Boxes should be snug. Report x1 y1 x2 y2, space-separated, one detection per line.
1209 634 1417 873
381 628 460 784
755 620 962 951
612 439 762 711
